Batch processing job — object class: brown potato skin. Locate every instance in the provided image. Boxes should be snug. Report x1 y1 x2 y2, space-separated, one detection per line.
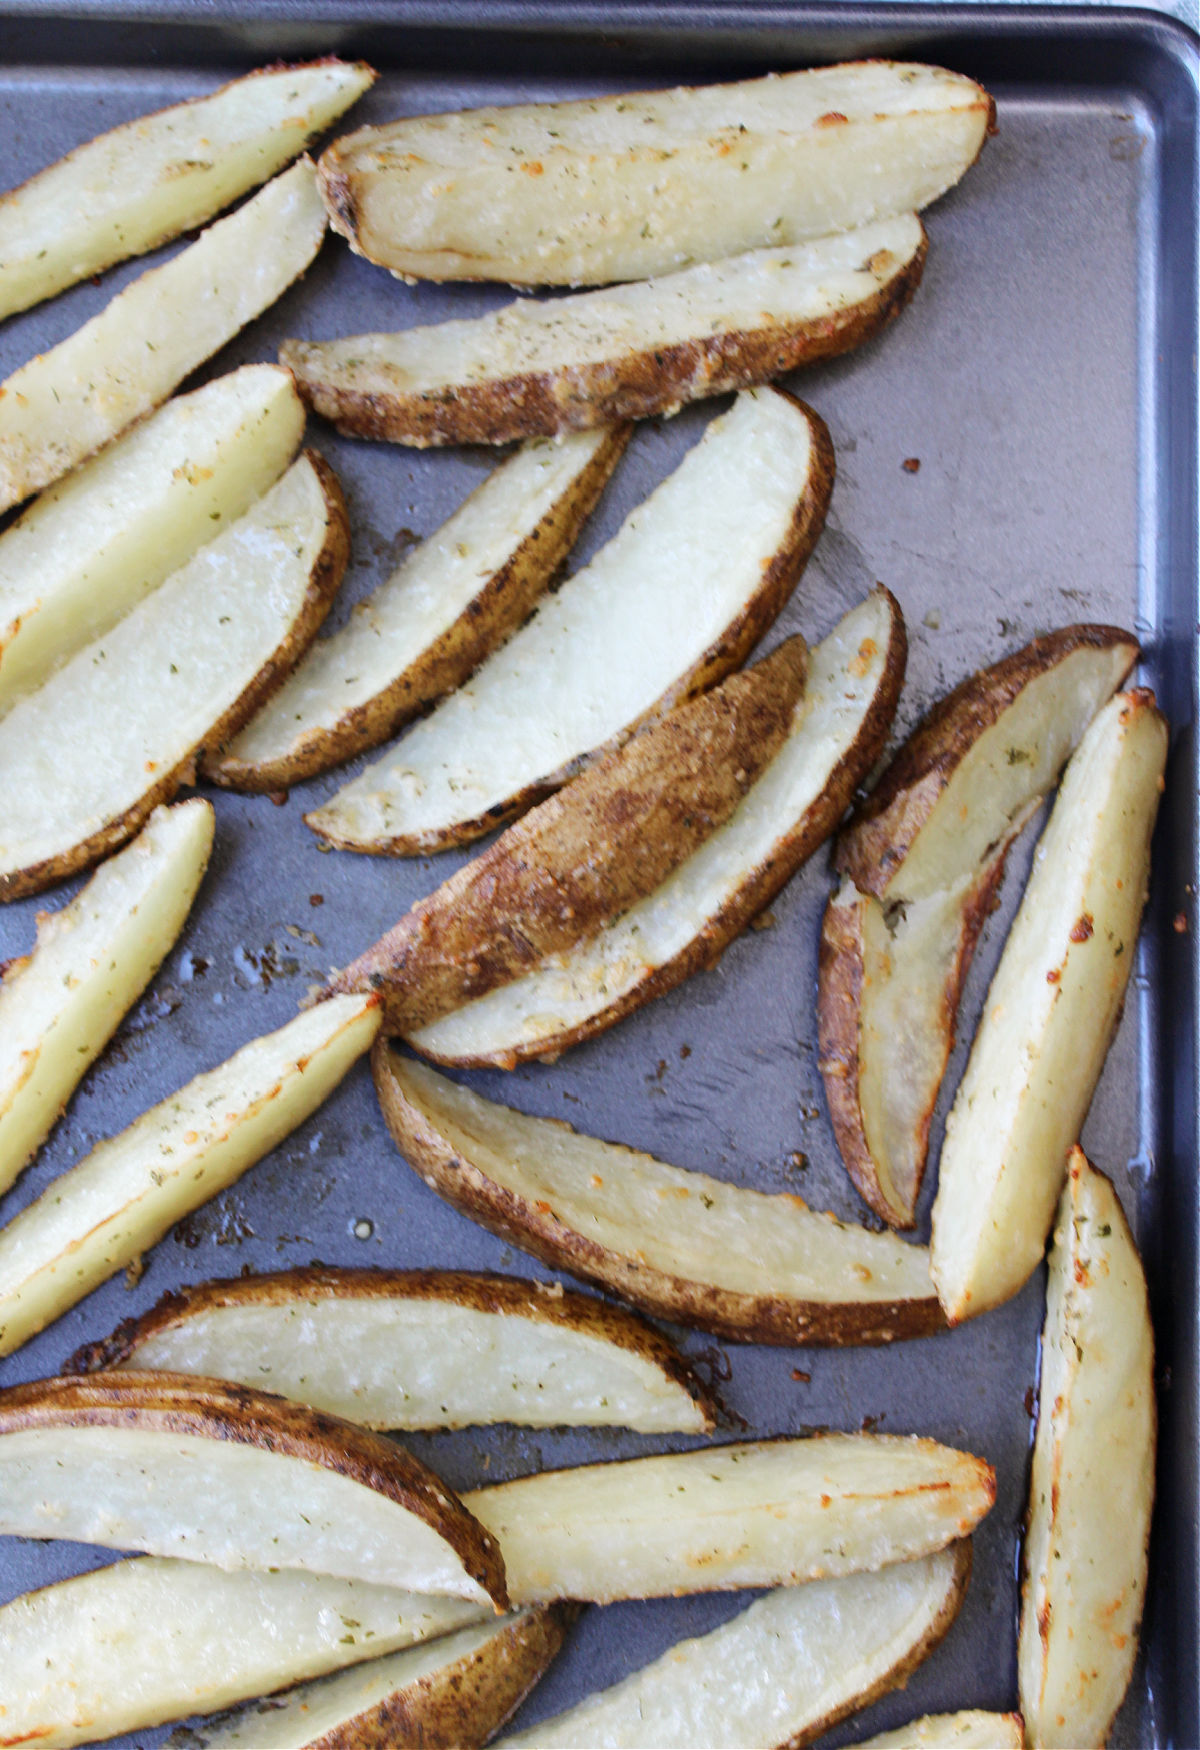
328 636 807 1032
279 240 925 447
0 1370 508 1608
203 426 631 792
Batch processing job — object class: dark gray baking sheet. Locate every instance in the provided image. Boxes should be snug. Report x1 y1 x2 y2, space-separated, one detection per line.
0 6 1196 1746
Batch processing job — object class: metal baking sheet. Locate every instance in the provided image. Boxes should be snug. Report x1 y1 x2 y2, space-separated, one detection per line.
0 6 1196 1745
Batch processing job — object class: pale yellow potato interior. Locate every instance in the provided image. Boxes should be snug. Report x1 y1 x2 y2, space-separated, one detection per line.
847 1710 1025 1749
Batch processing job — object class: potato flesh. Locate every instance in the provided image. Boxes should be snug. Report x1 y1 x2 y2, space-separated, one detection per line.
0 159 326 511
0 452 335 887
0 62 370 320
930 692 1168 1321
412 591 893 1060
308 387 818 850
0 994 379 1355
463 1436 991 1605
1018 1151 1154 1748
846 1711 1025 1748
0 365 304 712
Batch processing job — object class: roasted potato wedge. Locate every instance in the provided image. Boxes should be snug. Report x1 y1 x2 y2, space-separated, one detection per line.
408 587 904 1066
374 1049 943 1346
0 159 326 512
206 426 629 791
70 1266 717 1434
495 1542 972 1749
819 625 1138 1227
306 387 832 856
329 636 807 1031
929 688 1168 1322
1018 1147 1154 1748
846 1711 1025 1748
0 449 348 902
0 994 379 1356
282 216 924 446
0 799 212 1198
318 62 990 287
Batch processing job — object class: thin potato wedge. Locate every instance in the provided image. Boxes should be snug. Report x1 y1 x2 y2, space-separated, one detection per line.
70 1266 718 1434
0 448 349 902
205 426 629 791
846 1712 1025 1748
374 1049 943 1346
282 217 925 446
1018 1148 1154 1749
0 994 379 1356
0 799 212 1198
306 387 832 855
929 689 1168 1322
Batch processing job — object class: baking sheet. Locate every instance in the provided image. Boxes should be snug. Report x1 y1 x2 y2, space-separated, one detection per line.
0 6 1196 1746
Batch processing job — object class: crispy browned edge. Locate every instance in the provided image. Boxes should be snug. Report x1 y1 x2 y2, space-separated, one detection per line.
64 1266 719 1433
0 448 350 904
304 390 836 856
0 1370 508 1608
328 636 808 1031
204 424 631 792
415 582 906 1069
372 1042 944 1349
279 235 926 447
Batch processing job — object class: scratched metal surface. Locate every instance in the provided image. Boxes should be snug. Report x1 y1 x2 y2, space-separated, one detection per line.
0 7 1195 1746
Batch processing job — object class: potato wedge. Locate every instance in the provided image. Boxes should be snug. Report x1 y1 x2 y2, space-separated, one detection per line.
0 799 212 1198
409 587 904 1066
281 217 925 446
173 1607 574 1750
0 448 349 902
205 426 629 791
819 625 1139 1228
929 689 1168 1322
329 636 808 1031
69 1266 717 1434
0 61 372 321
318 63 990 288
306 387 832 855
0 364 305 713
0 1372 506 1604
495 1542 972 1749
0 993 379 1356
0 159 326 511
374 1050 943 1346
0 1557 487 1749
1018 1148 1154 1748
845 1712 1025 1748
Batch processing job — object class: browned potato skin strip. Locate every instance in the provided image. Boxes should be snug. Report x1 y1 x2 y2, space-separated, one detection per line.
373 1041 943 1347
0 1370 509 1607
279 243 925 448
328 637 807 1032
63 1266 719 1433
203 425 631 792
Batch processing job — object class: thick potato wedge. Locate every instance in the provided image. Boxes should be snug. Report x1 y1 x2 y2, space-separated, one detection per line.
0 994 379 1356
306 388 832 855
0 1557 487 1749
0 61 372 321
495 1542 972 1749
0 159 326 511
70 1266 717 1434
374 1049 943 1346
0 1372 506 1604
819 625 1139 1228
281 216 925 446
0 364 305 713
318 63 990 287
409 587 904 1066
0 799 212 1199
205 426 629 791
846 1712 1024 1748
1018 1148 1154 1748
929 689 1168 1323
329 637 808 1031
0 449 349 902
